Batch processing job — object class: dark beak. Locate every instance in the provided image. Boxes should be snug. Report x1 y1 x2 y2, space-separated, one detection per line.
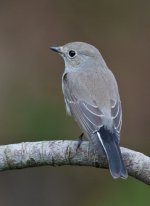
49 46 62 54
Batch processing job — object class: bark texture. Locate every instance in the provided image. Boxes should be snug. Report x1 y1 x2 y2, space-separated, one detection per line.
0 140 149 185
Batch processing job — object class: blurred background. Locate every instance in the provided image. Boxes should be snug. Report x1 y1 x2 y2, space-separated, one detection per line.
0 0 150 205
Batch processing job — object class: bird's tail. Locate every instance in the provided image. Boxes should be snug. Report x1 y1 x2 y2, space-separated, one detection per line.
91 126 128 179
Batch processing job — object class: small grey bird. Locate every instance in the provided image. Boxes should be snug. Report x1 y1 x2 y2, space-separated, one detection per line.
50 42 128 179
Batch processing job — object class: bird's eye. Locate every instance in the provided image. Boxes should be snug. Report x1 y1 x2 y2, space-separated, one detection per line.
68 50 76 58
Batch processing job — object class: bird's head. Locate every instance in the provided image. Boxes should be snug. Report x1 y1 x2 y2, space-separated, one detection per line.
50 42 104 71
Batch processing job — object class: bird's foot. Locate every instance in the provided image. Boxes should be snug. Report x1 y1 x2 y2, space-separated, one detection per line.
76 133 84 152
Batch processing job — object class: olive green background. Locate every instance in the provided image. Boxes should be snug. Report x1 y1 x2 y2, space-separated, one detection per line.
0 0 150 205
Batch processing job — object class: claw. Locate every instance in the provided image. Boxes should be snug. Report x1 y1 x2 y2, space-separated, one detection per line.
76 133 84 151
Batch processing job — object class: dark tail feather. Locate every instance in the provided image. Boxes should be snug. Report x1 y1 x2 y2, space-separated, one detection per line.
92 127 128 179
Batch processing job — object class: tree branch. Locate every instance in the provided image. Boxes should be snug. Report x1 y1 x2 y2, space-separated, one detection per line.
0 140 149 185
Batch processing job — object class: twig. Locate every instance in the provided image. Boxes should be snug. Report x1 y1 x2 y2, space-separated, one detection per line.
0 140 149 185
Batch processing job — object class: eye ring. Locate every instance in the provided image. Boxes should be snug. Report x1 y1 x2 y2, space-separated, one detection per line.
68 50 76 58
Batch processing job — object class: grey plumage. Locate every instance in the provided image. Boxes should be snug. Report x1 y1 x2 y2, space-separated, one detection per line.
50 42 128 179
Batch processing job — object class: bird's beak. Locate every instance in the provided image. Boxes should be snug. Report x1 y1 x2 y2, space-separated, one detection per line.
49 46 63 54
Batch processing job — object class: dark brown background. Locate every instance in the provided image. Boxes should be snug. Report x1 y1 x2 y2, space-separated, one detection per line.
0 0 150 205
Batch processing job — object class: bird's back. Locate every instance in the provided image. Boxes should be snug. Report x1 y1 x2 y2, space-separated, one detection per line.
63 65 120 117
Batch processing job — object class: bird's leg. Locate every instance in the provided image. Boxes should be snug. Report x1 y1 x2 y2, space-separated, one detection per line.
76 133 84 151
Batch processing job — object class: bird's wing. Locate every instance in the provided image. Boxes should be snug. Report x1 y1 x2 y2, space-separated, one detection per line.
69 98 104 135
64 91 122 137
63 83 104 135
63 72 122 138
111 99 122 138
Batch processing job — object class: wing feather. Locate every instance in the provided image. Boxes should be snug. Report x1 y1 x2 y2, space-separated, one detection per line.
111 100 122 137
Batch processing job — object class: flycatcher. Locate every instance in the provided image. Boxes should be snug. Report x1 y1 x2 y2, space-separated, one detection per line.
50 42 128 179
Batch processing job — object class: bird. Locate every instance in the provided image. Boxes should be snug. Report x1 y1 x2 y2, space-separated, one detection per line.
50 42 128 179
